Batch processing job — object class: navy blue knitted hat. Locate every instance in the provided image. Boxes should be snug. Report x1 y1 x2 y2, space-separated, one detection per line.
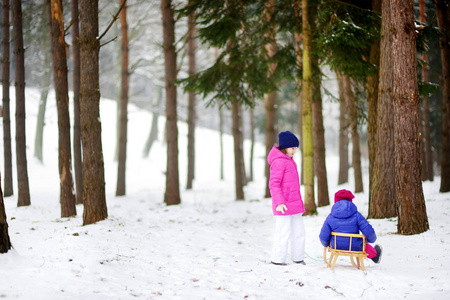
278 131 299 149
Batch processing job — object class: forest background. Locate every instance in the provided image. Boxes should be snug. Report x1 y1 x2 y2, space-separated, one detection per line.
0 0 449 265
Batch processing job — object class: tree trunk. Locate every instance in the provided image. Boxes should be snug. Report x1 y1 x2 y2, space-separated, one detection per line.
116 0 129 196
49 0 77 217
249 108 255 182
264 92 277 198
79 0 108 225
12 0 31 207
34 59 51 163
302 0 316 214
0 174 12 253
369 0 396 219
435 0 450 193
238 104 246 187
161 0 181 205
367 0 381 206
264 0 277 198
391 0 429 235
71 0 83 204
231 98 245 200
219 102 224 180
337 73 349 185
311 1 329 207
295 28 304 186
343 76 363 193
35 2 52 164
143 88 162 157
186 6 196 190
419 0 433 182
1 0 13 197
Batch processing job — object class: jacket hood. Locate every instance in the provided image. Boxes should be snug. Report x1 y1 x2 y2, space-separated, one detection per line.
330 200 358 219
267 146 291 165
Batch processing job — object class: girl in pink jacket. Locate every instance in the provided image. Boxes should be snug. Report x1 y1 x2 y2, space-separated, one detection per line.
267 131 306 265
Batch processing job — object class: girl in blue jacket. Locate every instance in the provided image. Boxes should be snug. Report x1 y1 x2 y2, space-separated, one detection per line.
319 189 382 263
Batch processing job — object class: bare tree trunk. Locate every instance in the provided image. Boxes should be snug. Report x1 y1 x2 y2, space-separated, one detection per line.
419 0 433 182
186 6 196 190
264 92 277 198
0 174 12 253
79 0 107 225
161 0 181 205
302 0 316 214
116 0 129 196
435 0 450 193
295 30 304 186
219 102 224 180
49 0 77 217
71 0 83 204
392 0 429 234
143 88 162 157
337 73 349 185
343 76 363 193
35 2 52 163
311 1 329 207
34 61 51 163
2 0 13 197
231 98 245 200
369 0 396 219
264 0 277 198
12 0 31 207
238 104 246 187
215 49 224 181
367 0 381 206
249 108 255 182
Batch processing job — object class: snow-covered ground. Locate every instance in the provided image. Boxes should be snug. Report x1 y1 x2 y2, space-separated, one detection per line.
1 87 449 299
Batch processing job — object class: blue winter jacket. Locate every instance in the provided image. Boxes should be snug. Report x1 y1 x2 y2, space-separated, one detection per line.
319 200 376 251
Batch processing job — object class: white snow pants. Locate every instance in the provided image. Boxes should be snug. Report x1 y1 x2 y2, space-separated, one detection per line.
271 213 306 264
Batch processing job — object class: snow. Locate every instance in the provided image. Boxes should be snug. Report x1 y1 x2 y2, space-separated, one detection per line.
1 87 449 299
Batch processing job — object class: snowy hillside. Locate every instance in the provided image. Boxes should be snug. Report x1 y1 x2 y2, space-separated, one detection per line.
0 87 449 299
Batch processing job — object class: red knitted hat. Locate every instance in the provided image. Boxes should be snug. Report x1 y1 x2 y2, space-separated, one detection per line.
334 189 355 203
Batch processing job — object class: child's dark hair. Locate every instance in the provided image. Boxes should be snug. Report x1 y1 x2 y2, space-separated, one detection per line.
278 147 288 155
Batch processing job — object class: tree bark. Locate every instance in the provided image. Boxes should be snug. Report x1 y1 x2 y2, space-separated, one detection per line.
0 174 12 253
12 0 31 207
435 0 450 193
231 98 245 200
369 0 396 218
2 0 13 197
186 6 196 190
264 0 277 198
367 0 381 207
161 0 181 205
419 0 433 182
302 0 316 214
71 0 83 204
391 0 429 234
79 0 108 225
116 0 129 196
311 1 329 207
343 75 363 193
219 101 224 180
295 27 304 186
49 0 77 217
337 73 349 185
249 108 255 182
34 55 51 163
143 88 162 157
35 1 52 164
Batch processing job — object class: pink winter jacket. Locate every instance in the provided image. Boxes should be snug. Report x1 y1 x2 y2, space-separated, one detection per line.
267 146 305 216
